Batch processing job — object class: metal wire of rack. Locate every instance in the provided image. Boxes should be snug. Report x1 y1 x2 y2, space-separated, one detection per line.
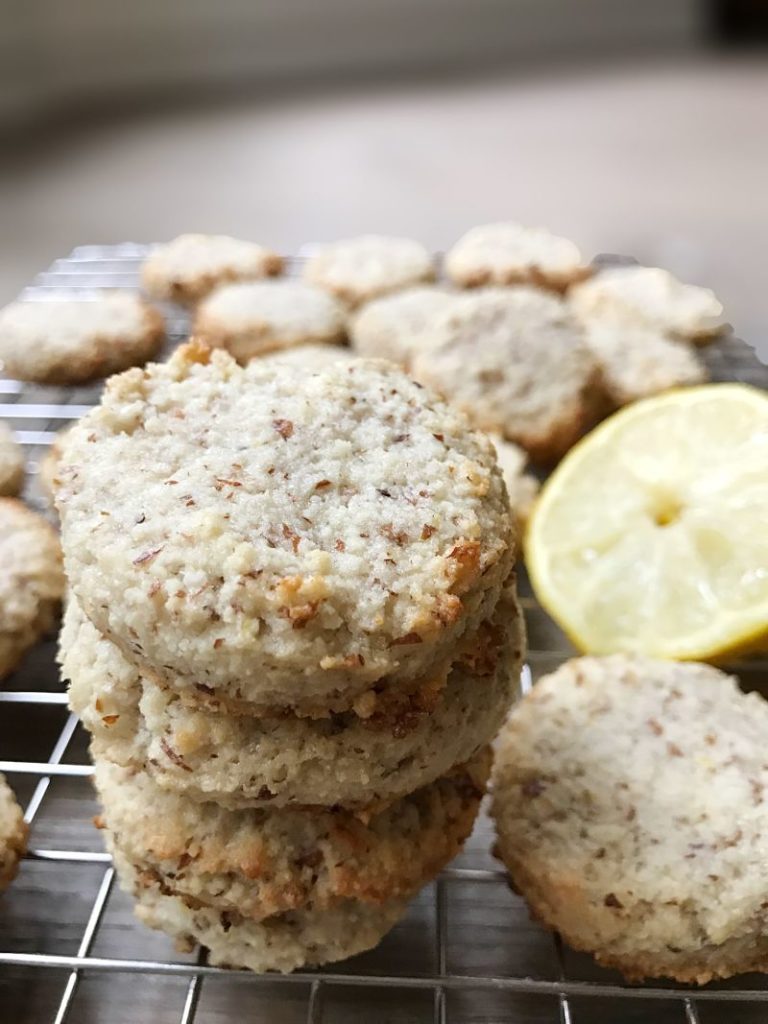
1 245 767 1023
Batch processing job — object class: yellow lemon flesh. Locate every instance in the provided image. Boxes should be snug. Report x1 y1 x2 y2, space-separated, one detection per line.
525 384 768 660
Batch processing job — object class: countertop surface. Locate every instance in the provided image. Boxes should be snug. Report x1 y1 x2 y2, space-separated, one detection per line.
2 54 767 359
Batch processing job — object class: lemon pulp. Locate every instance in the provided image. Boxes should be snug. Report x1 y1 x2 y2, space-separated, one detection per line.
525 384 768 659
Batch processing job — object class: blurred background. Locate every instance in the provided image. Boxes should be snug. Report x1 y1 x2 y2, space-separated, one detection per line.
2 0 767 355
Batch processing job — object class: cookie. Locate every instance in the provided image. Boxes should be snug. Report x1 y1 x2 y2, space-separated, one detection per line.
445 222 590 291
0 422 24 497
57 345 514 712
37 425 74 507
96 751 488 927
102 752 489 972
492 655 768 984
63 589 523 808
0 774 28 890
141 234 283 305
0 293 165 385
304 235 435 307
0 499 64 679
349 287 455 368
570 266 724 342
193 281 346 363
411 288 603 464
117 847 408 973
489 437 539 531
258 344 354 373
581 319 708 407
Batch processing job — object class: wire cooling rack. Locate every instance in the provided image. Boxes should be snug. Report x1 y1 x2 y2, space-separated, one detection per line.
1 245 767 1024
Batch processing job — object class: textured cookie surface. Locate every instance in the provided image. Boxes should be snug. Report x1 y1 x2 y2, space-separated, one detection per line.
37 425 74 507
141 234 283 305
0 293 165 385
492 655 768 984
581 319 708 407
349 287 455 368
57 345 514 708
96 751 488 927
0 774 28 890
445 222 590 290
412 288 602 464
115 847 406 973
193 281 346 363
258 344 354 373
64 588 523 807
0 499 64 679
304 235 435 307
489 437 539 531
570 266 724 341
0 422 24 497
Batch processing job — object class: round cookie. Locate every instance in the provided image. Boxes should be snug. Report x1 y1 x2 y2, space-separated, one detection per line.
96 751 488 927
141 234 283 305
193 281 346 363
489 437 539 532
0 422 24 497
57 344 514 712
570 266 724 342
492 655 768 984
116 847 407 974
581 319 708 407
258 344 354 373
0 293 165 385
349 287 455 369
0 774 28 890
411 288 603 464
304 235 435 307
0 499 64 679
63 589 523 808
445 222 590 291
37 425 74 507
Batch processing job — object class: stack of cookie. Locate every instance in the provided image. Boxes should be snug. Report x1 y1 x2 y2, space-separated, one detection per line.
57 343 523 972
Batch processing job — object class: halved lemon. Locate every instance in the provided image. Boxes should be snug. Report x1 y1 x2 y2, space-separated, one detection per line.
525 384 768 660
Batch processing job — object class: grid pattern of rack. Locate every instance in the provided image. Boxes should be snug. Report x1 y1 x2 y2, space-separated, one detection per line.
1 244 767 1024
